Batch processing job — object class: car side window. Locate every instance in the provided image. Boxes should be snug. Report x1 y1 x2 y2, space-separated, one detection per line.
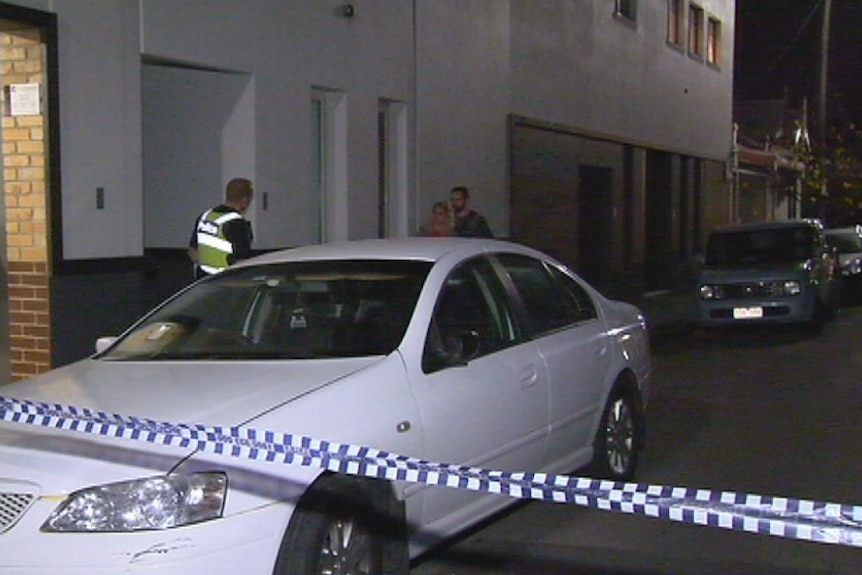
422 257 519 373
548 264 598 323
496 254 596 336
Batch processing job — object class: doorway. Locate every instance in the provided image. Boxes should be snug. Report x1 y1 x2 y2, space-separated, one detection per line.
644 150 674 292
577 165 614 288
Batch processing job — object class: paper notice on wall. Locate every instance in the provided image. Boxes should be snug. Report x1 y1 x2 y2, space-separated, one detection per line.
6 83 41 116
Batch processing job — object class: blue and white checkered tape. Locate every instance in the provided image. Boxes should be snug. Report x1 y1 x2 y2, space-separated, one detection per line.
1 394 861 548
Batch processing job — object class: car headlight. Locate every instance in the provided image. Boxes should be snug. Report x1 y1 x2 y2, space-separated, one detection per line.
41 472 227 532
848 258 862 275
699 285 721 300
782 280 802 295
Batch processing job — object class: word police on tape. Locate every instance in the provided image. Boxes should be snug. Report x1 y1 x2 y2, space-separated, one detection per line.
1 395 861 548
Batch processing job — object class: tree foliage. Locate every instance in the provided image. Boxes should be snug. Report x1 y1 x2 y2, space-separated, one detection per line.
796 122 862 225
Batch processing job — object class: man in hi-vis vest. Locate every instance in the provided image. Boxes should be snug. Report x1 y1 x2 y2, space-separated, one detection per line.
187 178 254 279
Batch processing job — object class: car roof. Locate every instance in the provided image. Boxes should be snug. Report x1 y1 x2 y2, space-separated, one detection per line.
710 219 823 234
825 225 862 235
234 237 549 267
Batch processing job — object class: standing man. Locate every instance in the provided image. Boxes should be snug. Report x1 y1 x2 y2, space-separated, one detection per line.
188 177 254 279
449 185 493 238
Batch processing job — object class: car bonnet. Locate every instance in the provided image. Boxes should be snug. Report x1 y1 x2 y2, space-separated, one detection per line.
0 356 382 492
1 356 382 427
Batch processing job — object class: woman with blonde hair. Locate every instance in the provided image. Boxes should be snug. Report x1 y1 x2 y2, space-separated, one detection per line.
416 201 455 237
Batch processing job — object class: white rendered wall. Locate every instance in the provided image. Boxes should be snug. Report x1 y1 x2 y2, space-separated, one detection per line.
413 0 512 237
6 0 734 258
13 0 144 259
138 0 415 249
509 1 735 160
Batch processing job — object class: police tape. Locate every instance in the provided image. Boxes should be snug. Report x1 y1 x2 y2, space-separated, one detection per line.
2 394 861 548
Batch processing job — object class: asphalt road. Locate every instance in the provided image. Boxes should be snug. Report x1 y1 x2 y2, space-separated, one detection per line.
411 308 862 575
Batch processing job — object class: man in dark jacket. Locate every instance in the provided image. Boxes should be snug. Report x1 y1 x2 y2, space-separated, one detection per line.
449 185 493 238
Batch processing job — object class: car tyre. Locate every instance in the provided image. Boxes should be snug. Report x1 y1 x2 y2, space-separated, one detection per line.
273 475 408 575
803 298 828 334
589 383 642 481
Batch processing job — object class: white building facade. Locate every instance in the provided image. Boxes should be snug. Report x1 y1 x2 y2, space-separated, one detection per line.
0 0 735 373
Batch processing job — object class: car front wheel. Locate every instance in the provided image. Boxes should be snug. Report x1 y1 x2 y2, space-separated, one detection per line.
274 476 408 575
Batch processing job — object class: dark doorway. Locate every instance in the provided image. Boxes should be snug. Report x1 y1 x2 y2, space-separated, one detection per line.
645 150 674 292
577 165 614 288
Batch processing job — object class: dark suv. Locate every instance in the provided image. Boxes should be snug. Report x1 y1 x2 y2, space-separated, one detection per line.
696 219 839 327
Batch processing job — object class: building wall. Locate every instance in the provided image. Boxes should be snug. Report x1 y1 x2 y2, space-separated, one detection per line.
0 0 736 370
1 25 50 379
9 0 416 256
5 0 734 258
506 1 735 295
413 1 511 234
509 1 734 161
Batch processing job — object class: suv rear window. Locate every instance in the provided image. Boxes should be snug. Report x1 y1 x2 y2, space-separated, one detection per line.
706 226 815 266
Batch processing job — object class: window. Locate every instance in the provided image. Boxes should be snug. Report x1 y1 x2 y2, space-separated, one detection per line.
688 3 704 57
615 0 637 21
100 260 432 361
423 257 520 372
667 0 684 46
311 96 326 242
707 17 721 65
377 100 408 238
311 88 348 243
495 254 597 337
548 266 598 324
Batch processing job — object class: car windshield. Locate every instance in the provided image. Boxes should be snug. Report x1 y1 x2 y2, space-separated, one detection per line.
100 259 432 361
705 226 815 266
826 231 862 253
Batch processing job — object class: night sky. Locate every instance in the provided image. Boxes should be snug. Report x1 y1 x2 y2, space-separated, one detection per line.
734 0 862 123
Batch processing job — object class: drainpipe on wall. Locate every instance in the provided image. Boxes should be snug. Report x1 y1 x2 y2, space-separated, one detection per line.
731 122 740 224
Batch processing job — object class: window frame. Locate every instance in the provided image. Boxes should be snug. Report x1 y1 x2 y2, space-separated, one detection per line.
422 256 523 373
706 15 721 66
547 264 599 325
688 3 705 60
492 253 598 339
614 0 637 23
667 0 684 47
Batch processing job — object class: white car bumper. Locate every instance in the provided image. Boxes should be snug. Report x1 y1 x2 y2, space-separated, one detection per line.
0 498 291 574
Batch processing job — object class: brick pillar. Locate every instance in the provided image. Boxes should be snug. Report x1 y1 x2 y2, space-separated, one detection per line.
1 29 51 379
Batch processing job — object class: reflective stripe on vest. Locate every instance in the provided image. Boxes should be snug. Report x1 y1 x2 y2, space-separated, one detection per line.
196 210 244 275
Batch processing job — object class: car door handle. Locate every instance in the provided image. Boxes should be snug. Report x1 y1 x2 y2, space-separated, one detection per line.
519 365 539 388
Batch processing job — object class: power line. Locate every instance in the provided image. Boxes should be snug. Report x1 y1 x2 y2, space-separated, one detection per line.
761 0 824 79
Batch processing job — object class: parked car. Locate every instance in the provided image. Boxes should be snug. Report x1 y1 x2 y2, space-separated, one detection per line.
825 225 862 294
696 219 839 328
0 238 651 575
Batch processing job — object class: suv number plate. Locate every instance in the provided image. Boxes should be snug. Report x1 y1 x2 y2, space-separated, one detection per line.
733 306 763 319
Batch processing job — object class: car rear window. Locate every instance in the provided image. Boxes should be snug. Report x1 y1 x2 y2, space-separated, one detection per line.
826 231 862 253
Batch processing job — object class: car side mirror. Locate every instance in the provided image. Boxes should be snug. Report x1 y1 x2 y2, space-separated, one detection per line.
458 330 480 362
95 336 117 354
441 330 481 365
423 328 481 373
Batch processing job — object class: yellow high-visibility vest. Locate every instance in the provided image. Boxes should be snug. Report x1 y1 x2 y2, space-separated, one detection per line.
196 209 243 275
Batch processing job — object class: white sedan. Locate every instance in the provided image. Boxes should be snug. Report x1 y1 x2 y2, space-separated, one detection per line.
0 238 651 575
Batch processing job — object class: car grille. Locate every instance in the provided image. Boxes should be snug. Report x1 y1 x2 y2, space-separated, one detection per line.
717 281 785 299
0 490 37 534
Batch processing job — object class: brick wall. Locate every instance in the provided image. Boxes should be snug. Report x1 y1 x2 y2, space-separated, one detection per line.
1 29 51 379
